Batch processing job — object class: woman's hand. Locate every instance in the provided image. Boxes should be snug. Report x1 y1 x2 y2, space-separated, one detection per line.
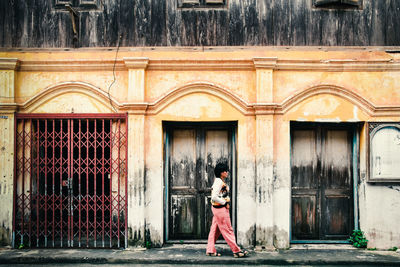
225 197 230 209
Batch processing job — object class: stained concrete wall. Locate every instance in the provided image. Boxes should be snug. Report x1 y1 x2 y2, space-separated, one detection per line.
0 113 14 246
0 65 16 246
0 49 399 249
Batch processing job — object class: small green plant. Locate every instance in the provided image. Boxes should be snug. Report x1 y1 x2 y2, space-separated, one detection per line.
145 240 152 249
367 247 377 251
388 246 398 251
348 229 368 248
18 243 25 249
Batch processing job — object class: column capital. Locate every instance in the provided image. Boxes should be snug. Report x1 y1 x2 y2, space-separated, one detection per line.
123 57 149 69
0 58 19 70
253 57 277 69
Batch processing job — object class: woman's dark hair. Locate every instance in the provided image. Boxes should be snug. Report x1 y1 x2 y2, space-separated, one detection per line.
214 163 229 178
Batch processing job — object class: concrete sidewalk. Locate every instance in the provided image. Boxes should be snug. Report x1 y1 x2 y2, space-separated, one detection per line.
0 244 399 266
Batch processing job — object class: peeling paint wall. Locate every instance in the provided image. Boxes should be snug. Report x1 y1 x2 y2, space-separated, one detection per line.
0 114 14 246
358 124 400 249
0 49 400 249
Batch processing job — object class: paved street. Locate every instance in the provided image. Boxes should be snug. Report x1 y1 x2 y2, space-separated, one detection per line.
0 244 399 266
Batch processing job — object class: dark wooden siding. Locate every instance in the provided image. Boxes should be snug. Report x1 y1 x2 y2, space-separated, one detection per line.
1 0 400 48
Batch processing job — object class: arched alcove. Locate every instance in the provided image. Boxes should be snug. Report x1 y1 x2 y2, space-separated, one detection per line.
20 81 120 113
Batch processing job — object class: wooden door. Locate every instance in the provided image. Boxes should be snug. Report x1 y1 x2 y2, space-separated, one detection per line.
291 123 354 241
165 122 235 240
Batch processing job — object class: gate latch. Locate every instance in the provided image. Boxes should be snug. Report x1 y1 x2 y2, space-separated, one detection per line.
62 178 73 188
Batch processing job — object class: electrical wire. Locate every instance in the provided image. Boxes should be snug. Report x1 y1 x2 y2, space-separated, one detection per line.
107 34 122 113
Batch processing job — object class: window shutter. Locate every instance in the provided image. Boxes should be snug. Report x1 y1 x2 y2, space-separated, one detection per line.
181 0 200 4
314 0 360 7
314 0 339 6
55 0 72 8
205 0 224 4
341 0 359 6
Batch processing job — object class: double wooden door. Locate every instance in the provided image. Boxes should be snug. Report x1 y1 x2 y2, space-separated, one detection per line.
291 123 355 241
164 122 236 240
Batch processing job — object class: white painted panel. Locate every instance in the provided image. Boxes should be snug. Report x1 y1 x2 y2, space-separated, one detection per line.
171 129 196 187
325 130 349 167
292 130 316 167
205 130 229 162
372 127 400 179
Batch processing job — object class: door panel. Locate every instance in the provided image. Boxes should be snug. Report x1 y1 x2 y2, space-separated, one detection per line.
171 129 196 187
321 129 353 239
323 196 351 237
204 130 230 236
292 195 317 239
166 122 235 240
291 129 319 240
169 129 198 239
171 195 197 236
291 123 354 241
291 130 318 189
205 130 229 187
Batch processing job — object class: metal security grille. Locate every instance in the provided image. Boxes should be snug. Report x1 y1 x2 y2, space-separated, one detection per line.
13 114 128 248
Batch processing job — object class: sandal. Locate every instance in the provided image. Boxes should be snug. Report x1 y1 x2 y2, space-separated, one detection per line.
233 250 249 258
206 252 221 257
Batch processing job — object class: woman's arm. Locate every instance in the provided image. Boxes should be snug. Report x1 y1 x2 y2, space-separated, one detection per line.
211 179 227 205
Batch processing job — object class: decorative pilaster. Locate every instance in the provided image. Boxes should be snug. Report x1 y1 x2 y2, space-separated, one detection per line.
253 57 276 248
0 58 18 246
124 57 149 102
254 57 276 103
124 57 148 246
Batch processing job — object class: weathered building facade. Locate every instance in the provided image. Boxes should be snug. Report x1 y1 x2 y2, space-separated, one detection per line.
1 0 400 250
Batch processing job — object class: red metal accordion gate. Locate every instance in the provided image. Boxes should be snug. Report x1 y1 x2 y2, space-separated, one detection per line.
13 114 128 248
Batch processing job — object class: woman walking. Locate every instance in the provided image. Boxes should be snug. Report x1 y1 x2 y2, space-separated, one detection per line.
206 163 249 258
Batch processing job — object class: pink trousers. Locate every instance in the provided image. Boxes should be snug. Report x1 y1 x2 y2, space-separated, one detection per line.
206 206 241 254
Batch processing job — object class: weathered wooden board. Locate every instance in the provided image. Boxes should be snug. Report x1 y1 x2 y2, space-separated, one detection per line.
291 123 354 241
167 123 234 240
1 0 399 47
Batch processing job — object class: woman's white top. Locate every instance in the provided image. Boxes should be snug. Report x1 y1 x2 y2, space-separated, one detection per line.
211 178 229 206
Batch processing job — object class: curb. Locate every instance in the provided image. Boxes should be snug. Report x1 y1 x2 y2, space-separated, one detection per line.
1 256 400 266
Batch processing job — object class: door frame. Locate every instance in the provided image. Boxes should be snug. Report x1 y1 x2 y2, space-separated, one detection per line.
289 121 360 244
163 121 238 243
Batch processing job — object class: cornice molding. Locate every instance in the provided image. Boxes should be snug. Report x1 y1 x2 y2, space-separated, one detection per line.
147 59 254 70
0 58 19 70
18 59 126 71
275 59 400 71
6 57 400 72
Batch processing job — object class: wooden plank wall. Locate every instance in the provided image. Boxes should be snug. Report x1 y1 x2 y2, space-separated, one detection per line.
1 0 399 48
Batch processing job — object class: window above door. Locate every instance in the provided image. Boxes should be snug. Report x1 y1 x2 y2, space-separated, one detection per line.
178 0 226 9
368 122 400 183
313 0 362 9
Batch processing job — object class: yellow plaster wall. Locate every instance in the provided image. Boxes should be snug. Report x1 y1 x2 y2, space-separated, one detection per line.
274 71 400 106
145 70 256 103
1 48 400 249
285 94 369 122
15 71 128 104
28 92 113 113
143 92 257 247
